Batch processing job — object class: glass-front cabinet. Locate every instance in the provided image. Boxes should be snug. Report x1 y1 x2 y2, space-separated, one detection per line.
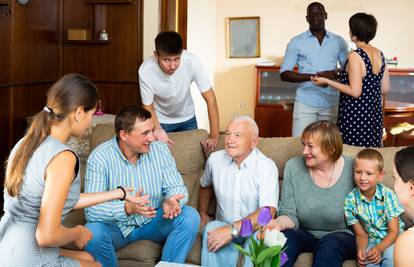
256 67 297 106
255 66 414 140
255 66 296 137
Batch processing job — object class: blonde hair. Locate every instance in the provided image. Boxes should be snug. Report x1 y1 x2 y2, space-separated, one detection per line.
356 148 384 171
302 120 343 161
4 74 98 197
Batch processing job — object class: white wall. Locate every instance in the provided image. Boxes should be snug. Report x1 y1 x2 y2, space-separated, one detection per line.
187 1 217 131
143 0 159 59
186 0 414 131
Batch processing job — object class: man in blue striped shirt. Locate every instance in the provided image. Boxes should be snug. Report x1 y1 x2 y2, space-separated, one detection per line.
84 105 200 266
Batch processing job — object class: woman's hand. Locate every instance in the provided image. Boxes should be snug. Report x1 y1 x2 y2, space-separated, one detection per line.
74 225 92 249
257 219 281 240
124 188 150 205
310 76 329 87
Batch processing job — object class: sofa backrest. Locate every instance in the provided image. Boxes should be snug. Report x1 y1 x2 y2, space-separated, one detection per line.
206 133 403 190
64 123 404 227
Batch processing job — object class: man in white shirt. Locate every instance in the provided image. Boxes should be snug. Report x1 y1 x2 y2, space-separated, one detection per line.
139 31 219 152
198 116 279 267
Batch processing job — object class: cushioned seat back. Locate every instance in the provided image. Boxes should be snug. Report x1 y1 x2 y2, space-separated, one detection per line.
169 129 208 174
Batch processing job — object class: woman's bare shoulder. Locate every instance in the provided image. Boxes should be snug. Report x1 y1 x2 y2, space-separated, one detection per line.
396 229 414 245
395 229 414 267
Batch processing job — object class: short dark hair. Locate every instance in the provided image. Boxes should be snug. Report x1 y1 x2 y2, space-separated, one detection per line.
155 31 183 55
356 148 384 171
115 105 151 139
302 120 343 161
307 2 326 13
394 146 414 183
349 12 377 43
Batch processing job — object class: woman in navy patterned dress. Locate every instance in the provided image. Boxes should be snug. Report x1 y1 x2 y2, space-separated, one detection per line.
311 13 390 147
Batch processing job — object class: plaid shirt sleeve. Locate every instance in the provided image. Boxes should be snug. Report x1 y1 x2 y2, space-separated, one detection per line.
344 190 359 226
384 189 404 221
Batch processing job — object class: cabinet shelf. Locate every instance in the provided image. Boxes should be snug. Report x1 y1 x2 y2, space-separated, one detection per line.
85 0 133 3
63 39 111 45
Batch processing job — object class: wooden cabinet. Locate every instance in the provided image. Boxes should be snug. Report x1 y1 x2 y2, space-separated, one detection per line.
255 66 414 142
254 66 296 137
383 68 414 146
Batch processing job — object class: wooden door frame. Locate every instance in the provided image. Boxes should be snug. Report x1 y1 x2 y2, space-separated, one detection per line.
159 0 187 49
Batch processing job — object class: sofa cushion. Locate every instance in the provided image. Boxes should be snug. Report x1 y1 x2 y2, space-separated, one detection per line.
117 240 161 262
169 129 208 174
182 172 203 208
293 253 356 267
257 137 303 178
342 144 405 189
89 122 116 152
204 135 304 179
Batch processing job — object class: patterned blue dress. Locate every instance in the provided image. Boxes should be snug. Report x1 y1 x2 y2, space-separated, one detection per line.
338 48 385 147
0 136 81 267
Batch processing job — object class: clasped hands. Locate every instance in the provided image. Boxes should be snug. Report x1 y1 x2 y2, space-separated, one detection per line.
357 245 383 266
310 70 339 87
124 189 184 219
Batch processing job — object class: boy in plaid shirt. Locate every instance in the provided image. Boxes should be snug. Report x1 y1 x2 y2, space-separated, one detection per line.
344 148 404 267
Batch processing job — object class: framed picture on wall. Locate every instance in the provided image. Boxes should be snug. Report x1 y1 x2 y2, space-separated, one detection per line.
227 16 260 58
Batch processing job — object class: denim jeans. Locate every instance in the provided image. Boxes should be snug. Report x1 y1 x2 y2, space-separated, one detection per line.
365 242 394 267
292 101 338 137
160 116 198 133
282 228 356 267
85 206 200 267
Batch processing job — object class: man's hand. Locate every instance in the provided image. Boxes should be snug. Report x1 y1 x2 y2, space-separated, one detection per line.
200 213 213 229
124 190 156 217
201 136 218 154
356 247 367 267
153 128 175 149
162 194 184 219
207 225 232 252
317 70 338 80
366 245 383 264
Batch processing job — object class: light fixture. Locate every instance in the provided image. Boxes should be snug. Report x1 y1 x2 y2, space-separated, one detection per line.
17 0 29 5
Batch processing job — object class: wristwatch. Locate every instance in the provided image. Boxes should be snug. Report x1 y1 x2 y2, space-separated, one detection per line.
230 223 239 238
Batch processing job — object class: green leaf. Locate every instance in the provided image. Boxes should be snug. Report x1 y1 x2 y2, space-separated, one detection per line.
233 243 250 257
250 236 260 255
259 237 265 251
256 246 282 264
270 253 281 267
263 257 271 267
248 239 257 261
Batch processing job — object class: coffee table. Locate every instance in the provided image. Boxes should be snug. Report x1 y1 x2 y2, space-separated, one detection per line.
154 262 201 267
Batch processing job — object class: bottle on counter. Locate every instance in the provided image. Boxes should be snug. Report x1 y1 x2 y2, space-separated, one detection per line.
94 100 104 116
99 30 109 41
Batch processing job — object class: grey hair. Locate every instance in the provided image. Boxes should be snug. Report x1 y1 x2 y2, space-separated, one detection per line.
229 115 259 136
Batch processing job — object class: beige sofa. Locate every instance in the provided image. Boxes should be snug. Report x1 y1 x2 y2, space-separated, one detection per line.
64 123 405 267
